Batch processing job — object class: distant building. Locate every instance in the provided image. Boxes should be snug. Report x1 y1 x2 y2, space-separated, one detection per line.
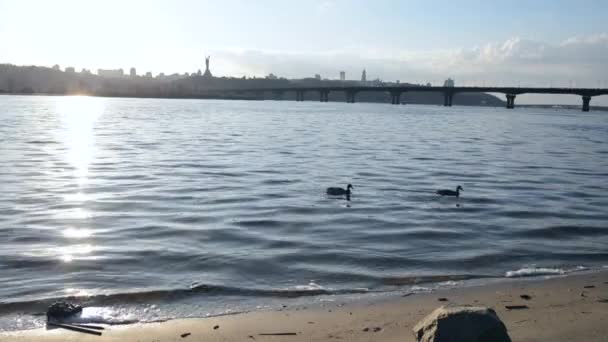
361 69 367 82
163 73 183 81
157 73 165 79
52 64 61 71
314 74 321 80
145 72 153 78
130 67 137 77
98 68 124 78
197 69 202 76
266 73 278 80
396 80 400 84
444 78 455 87
426 82 432 87
65 67 75 73
339 71 345 81
80 68 92 74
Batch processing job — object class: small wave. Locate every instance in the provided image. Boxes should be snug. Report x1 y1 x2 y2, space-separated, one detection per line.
505 267 565 278
61 307 139 325
382 274 491 286
0 283 371 316
26 140 57 145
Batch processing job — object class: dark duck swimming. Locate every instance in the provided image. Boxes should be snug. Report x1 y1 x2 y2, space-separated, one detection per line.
436 185 463 197
326 184 353 196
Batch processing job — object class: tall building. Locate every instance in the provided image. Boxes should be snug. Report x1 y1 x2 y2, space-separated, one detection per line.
314 74 321 80
65 67 75 73
444 78 455 87
145 72 153 78
340 71 345 81
130 67 137 77
361 69 367 82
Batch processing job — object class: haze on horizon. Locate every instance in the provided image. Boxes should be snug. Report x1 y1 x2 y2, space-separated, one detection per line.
1 0 607 104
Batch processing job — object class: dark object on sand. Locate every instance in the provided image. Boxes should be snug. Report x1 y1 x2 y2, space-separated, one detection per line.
326 184 353 196
213 325 219 330
520 294 532 300
597 299 608 303
505 305 529 310
181 332 191 338
413 306 511 342
436 185 463 197
47 321 102 336
437 298 448 302
69 323 104 330
584 285 595 289
46 302 104 336
46 302 82 321
259 332 298 336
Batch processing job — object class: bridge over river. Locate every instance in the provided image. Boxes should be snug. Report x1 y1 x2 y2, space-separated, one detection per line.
216 86 608 111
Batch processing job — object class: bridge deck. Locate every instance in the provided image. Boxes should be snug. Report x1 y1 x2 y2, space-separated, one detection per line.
221 86 608 96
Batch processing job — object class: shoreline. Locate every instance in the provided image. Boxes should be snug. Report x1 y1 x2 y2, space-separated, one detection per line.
3 93 607 111
2 270 607 341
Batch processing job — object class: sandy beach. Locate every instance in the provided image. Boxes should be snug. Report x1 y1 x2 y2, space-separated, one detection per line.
2 271 607 342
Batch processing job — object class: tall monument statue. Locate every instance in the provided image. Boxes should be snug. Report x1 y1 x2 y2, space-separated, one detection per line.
203 56 213 78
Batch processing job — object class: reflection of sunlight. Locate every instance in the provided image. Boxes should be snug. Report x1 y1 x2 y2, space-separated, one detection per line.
61 254 74 263
63 228 93 239
59 244 94 263
56 96 104 186
54 208 92 220
63 192 89 202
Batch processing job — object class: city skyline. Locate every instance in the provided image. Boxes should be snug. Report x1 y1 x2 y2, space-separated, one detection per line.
1 0 607 104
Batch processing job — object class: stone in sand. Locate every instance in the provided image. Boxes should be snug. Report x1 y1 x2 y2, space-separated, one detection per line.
413 306 511 342
46 302 82 321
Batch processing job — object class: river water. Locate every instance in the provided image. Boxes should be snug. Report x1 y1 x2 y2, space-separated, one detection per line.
1 95 607 329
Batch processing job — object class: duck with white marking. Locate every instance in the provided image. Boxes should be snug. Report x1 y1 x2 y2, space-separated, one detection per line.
436 185 463 197
326 184 353 197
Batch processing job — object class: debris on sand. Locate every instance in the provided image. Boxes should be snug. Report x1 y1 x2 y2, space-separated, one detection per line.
259 332 297 336
505 305 529 310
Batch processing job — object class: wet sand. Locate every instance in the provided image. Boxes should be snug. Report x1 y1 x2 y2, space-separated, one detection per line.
2 271 607 342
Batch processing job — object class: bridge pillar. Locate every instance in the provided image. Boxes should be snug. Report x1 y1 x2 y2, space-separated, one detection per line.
582 95 591 112
319 90 329 102
443 92 453 106
506 94 516 109
346 91 357 103
272 90 284 101
390 91 402 105
296 90 305 102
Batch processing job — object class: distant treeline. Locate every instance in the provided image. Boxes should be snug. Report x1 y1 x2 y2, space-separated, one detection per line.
0 64 504 106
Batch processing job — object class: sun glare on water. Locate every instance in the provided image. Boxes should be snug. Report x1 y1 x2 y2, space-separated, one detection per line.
54 96 105 264
56 96 104 186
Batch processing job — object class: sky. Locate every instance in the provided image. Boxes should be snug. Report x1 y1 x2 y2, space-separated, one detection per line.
1 0 607 104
